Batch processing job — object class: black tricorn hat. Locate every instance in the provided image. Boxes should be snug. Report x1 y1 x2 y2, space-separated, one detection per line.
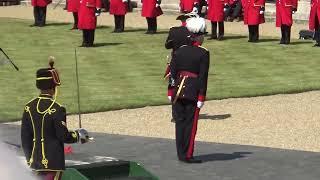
36 57 61 90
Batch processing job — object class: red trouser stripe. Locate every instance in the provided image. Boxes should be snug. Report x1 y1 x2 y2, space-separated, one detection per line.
186 107 200 159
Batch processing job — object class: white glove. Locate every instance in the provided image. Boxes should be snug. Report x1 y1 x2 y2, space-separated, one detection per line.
156 3 160 7
168 96 172 102
192 7 198 14
259 10 264 14
95 8 101 16
197 101 204 108
122 0 128 2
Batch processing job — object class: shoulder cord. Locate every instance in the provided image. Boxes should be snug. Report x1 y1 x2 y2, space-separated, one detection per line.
24 106 36 167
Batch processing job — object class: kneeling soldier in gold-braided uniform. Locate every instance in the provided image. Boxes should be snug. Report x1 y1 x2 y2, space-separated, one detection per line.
21 57 90 180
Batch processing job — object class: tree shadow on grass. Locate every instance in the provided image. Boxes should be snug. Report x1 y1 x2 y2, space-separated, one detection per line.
195 152 252 162
93 42 123 47
257 39 279 43
290 41 314 45
223 35 247 40
96 25 112 29
124 28 147 33
45 22 71 26
199 113 231 120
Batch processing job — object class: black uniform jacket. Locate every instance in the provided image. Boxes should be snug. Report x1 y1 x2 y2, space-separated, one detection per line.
21 94 78 171
165 26 192 52
170 44 210 102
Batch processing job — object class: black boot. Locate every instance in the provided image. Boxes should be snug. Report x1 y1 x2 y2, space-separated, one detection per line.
71 12 78 30
208 21 217 40
217 21 224 40
280 25 285 44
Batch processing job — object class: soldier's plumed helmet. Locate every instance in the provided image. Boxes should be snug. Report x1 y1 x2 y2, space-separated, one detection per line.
36 56 61 90
186 17 207 35
176 12 199 21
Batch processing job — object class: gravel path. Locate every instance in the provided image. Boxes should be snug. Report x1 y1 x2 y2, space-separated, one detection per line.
2 5 319 153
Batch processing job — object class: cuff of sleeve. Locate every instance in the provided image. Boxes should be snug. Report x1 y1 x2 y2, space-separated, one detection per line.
198 95 205 101
71 131 79 142
168 88 174 96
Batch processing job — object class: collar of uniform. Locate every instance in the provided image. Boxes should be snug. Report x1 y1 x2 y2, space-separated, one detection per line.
39 94 53 99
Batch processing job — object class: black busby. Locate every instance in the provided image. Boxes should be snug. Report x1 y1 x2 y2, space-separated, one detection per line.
36 56 61 90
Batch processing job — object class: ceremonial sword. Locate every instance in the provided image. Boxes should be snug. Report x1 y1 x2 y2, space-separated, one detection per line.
0 48 19 71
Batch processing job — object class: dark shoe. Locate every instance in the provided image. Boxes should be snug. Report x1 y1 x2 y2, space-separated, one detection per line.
112 29 121 33
313 43 320 47
29 24 38 27
80 42 89 47
145 30 156 34
217 35 224 41
279 40 285 44
180 157 202 163
171 118 175 123
208 36 217 40
70 26 78 30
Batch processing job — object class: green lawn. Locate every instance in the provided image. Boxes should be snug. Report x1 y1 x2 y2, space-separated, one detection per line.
1 17 320 121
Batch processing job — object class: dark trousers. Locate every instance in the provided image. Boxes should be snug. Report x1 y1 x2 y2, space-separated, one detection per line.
146 17 157 33
280 25 291 44
211 21 224 38
82 29 95 46
248 25 259 42
172 99 199 160
33 6 47 26
72 12 78 29
113 15 125 32
314 14 320 44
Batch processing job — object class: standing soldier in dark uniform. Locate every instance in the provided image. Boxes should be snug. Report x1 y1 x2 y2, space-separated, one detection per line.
109 0 128 32
31 0 52 27
309 0 320 46
141 0 163 34
21 58 90 180
164 13 194 123
78 0 102 47
168 17 209 163
164 13 194 80
276 0 298 44
242 0 265 42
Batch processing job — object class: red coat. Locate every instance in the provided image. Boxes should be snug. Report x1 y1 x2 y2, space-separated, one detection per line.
276 0 298 27
180 0 199 12
207 0 228 22
309 0 320 30
242 0 265 25
78 0 102 30
67 0 80 12
109 0 127 15
31 0 51 7
141 0 163 18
